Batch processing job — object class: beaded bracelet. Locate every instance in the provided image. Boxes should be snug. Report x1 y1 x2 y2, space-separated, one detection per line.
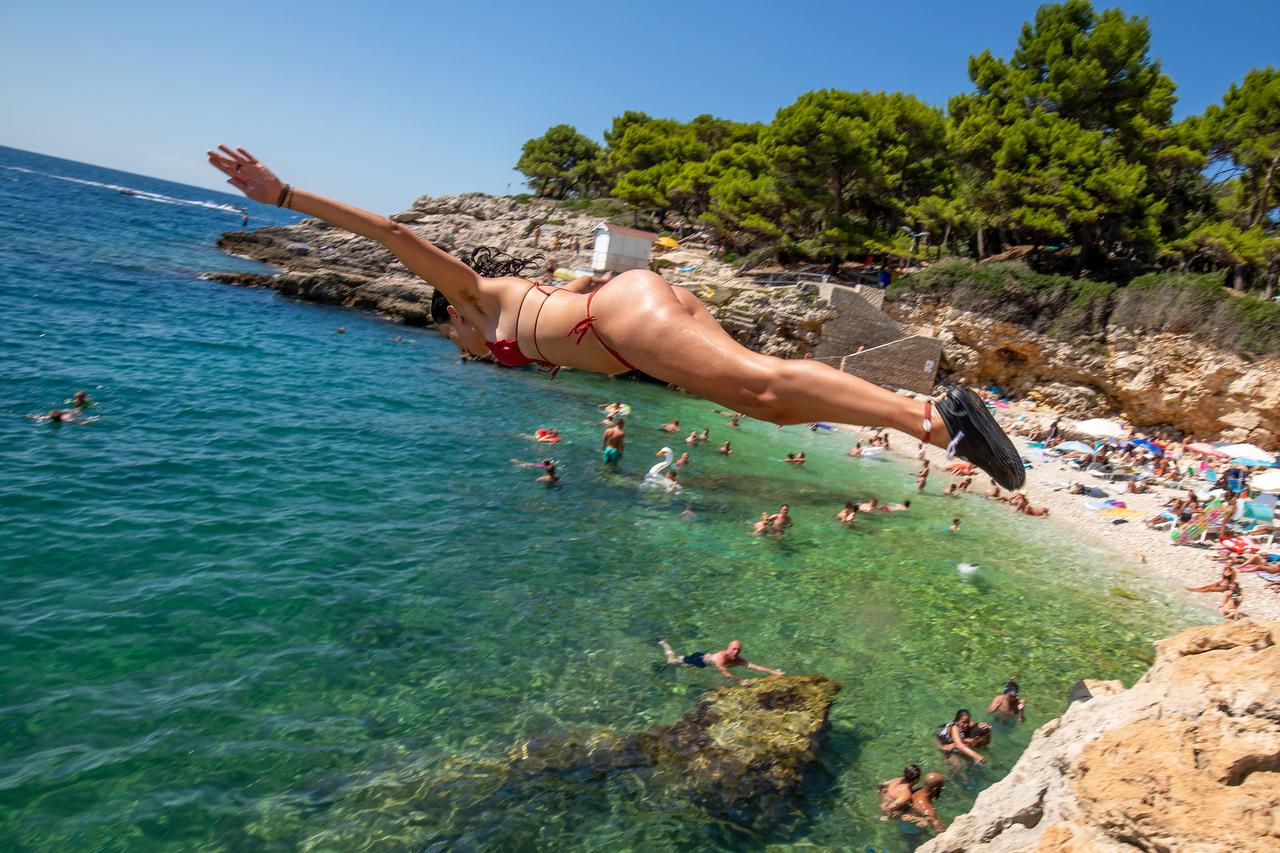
274 184 291 207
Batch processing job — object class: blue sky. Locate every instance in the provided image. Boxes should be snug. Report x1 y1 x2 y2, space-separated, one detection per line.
3 0 1276 212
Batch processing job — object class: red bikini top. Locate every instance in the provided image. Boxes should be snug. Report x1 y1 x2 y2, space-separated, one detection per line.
484 339 550 368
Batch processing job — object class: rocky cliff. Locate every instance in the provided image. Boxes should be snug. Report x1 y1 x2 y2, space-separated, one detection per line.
889 295 1280 444
921 620 1280 853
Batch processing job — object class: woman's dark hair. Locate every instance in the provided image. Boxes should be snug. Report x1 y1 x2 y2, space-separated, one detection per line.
429 246 544 325
953 709 970 722
903 764 921 783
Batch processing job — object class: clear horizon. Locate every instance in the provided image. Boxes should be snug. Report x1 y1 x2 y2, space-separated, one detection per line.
3 0 1277 213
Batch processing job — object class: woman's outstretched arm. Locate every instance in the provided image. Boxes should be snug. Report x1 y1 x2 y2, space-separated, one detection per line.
207 146 485 315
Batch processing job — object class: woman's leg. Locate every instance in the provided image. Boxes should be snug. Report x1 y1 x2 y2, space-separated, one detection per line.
602 276 943 445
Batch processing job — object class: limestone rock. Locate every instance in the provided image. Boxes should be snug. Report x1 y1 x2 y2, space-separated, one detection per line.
920 620 1280 853
889 295 1280 443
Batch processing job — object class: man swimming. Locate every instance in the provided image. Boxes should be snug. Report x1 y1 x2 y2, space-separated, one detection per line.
717 440 733 455
536 462 560 485
903 772 947 833
601 418 625 466
657 639 784 685
674 451 690 468
660 419 680 433
878 764 921 817
769 504 793 533
986 677 1025 721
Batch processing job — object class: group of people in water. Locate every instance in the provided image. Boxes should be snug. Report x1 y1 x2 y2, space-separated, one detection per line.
879 678 1026 833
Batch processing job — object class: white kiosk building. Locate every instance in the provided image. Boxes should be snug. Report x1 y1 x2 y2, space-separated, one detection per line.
591 223 658 274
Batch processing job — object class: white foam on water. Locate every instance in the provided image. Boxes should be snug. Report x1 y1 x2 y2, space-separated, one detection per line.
4 166 242 214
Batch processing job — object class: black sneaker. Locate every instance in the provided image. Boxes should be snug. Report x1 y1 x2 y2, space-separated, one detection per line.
934 385 1026 490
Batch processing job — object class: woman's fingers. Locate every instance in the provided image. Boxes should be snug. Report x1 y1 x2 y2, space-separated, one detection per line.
235 147 258 163
227 176 249 191
217 144 248 164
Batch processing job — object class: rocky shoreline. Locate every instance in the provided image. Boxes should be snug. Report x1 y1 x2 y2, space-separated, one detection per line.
919 619 1280 852
888 294 1280 446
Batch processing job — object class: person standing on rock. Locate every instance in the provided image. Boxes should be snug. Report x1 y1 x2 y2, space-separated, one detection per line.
903 772 947 833
657 639 784 686
207 145 1026 490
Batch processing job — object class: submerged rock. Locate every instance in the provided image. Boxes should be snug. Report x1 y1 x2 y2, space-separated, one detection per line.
508 674 841 831
920 620 1280 853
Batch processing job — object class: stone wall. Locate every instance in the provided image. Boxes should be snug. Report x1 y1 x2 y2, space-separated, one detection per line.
811 283 904 360
837 335 943 395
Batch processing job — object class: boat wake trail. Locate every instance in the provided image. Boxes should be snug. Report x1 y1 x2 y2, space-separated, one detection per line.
3 166 243 214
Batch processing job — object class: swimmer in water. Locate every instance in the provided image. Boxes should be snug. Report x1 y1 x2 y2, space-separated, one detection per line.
935 710 990 764
536 462 560 485
858 496 879 512
717 440 733 455
601 418 625 466
535 428 562 443
987 677 1025 721
685 430 699 446
210 146 1025 489
71 390 92 408
878 764 921 818
848 442 863 457
902 772 947 833
769 504 793 534
836 501 858 527
949 517 961 532
882 500 912 512
674 451 690 468
336 326 346 334
657 639 784 685
511 458 554 470
751 512 771 535
698 427 710 443
660 419 680 434
662 469 681 493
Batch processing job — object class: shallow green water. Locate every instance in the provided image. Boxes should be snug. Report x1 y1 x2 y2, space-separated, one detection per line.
0 148 1200 851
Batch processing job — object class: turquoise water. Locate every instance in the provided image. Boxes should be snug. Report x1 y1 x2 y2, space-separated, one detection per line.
0 147 1199 851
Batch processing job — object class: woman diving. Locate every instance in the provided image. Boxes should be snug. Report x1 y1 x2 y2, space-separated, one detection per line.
208 145 1024 489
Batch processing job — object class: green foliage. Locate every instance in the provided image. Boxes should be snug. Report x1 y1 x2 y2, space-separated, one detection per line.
894 261 1280 355
512 2 1278 303
762 89 948 262
515 124 603 199
949 1 1179 262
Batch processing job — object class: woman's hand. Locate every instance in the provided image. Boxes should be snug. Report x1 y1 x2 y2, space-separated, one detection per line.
207 145 283 205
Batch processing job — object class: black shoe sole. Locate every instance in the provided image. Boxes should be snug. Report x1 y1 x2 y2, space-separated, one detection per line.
935 385 1026 491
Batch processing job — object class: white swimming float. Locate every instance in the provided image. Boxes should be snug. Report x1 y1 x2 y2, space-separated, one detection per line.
643 447 681 492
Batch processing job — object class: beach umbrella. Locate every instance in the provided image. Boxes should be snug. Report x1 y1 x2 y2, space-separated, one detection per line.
1187 442 1228 457
1249 468 1280 493
1219 443 1275 464
1127 438 1164 456
1055 440 1096 455
1074 418 1125 438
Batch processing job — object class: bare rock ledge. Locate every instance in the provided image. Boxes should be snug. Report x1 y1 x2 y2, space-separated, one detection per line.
921 620 1280 853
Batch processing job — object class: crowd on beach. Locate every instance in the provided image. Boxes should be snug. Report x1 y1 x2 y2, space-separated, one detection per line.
1009 416 1280 622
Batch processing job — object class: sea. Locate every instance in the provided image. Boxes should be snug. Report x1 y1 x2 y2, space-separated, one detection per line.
0 145 1200 851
